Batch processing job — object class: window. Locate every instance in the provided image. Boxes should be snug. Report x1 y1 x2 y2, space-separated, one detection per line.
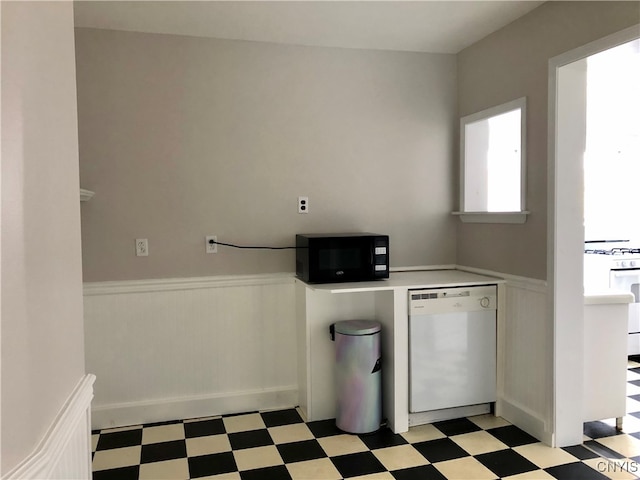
454 97 528 223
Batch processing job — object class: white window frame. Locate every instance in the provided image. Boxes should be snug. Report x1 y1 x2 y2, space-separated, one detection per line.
453 97 529 224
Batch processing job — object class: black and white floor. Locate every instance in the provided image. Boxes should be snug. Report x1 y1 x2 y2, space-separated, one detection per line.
92 362 640 480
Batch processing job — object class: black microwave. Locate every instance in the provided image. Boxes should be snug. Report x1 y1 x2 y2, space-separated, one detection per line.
295 233 389 284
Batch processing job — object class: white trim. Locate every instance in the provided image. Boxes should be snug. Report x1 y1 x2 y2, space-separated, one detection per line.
500 396 553 446
550 24 640 70
92 385 298 430
548 24 640 447
82 267 516 297
452 211 529 224
83 269 465 295
409 404 491 427
461 96 527 125
83 272 295 295
456 265 547 293
79 188 94 202
584 292 635 305
0 5 3 475
4 374 96 480
391 264 457 272
83 267 539 296
458 96 527 215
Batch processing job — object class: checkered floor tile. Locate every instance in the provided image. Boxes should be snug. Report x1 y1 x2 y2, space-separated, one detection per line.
92 362 640 479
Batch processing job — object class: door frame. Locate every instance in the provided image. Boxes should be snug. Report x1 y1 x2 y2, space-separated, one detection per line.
548 24 640 446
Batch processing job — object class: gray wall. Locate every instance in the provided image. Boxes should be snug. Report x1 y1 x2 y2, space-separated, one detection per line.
1 2 86 473
75 28 458 282
457 1 640 280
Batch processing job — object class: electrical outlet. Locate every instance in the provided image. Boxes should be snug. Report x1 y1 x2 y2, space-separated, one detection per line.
298 196 309 214
135 238 148 257
205 235 218 254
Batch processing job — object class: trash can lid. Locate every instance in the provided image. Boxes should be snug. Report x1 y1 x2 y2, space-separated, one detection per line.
333 320 381 336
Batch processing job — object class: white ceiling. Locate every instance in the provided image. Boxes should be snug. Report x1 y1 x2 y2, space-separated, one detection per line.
73 1 545 54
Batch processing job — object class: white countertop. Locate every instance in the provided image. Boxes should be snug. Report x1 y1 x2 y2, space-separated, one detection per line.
300 269 504 293
584 290 635 305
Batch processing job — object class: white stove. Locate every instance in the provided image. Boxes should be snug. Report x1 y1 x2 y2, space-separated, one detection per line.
584 241 640 355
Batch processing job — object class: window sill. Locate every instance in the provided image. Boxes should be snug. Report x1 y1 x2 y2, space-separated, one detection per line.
452 211 529 224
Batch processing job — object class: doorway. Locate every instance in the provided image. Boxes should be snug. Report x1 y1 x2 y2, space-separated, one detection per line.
550 25 640 447
584 40 640 242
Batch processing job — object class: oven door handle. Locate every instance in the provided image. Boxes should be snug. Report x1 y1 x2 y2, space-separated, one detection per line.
611 270 640 278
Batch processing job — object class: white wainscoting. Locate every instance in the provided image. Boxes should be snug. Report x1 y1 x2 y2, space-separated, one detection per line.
85 269 552 443
84 274 298 430
4 374 95 480
501 277 552 445
461 266 552 444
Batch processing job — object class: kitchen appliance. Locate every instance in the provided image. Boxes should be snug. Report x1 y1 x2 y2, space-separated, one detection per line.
584 241 640 355
409 285 497 423
295 233 389 284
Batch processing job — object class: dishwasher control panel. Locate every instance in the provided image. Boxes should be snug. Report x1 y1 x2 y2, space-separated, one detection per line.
409 285 496 314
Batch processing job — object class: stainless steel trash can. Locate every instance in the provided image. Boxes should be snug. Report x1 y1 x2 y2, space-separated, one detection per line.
330 320 382 434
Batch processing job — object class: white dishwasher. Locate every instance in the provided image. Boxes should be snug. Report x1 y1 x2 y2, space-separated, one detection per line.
409 285 497 415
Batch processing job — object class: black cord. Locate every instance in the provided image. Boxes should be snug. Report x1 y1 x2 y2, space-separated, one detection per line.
210 239 303 250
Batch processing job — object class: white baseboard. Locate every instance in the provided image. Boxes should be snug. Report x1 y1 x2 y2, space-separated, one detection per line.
500 396 553 446
409 404 491 427
4 374 95 480
92 386 298 430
